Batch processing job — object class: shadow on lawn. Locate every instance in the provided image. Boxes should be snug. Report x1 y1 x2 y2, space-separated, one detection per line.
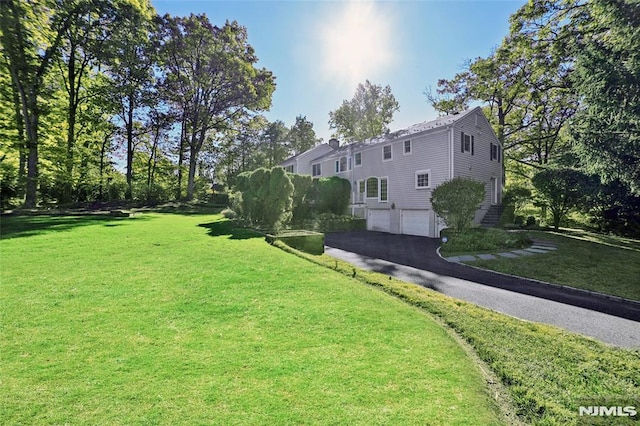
198 220 260 240
198 220 263 240
0 213 148 240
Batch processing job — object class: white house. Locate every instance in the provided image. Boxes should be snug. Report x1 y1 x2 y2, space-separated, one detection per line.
281 107 503 238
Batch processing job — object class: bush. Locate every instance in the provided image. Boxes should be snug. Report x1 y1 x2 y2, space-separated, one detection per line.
498 204 516 226
440 227 531 255
231 167 294 232
312 176 351 215
221 208 236 219
266 230 324 255
431 177 485 232
288 173 313 224
303 213 366 232
526 216 536 227
213 192 230 206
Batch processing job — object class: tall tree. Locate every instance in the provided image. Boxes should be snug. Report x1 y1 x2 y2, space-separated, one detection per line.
570 0 640 194
329 80 400 142
288 115 321 155
260 120 289 169
0 0 82 206
55 0 128 203
157 14 275 200
106 3 156 200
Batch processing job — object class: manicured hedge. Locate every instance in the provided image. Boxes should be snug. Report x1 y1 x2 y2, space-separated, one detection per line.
266 230 325 255
303 213 366 232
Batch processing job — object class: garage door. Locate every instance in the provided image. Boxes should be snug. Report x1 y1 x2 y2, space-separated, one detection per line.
367 209 391 232
401 210 430 237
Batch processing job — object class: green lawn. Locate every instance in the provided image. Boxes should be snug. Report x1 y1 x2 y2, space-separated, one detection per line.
467 229 640 301
0 213 503 425
281 241 640 425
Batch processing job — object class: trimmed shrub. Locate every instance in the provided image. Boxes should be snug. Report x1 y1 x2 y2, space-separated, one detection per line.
231 167 294 232
431 177 485 232
303 213 366 232
312 176 351 215
266 230 324 255
288 173 313 224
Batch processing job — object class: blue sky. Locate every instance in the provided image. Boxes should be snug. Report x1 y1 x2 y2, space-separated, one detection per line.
152 0 524 142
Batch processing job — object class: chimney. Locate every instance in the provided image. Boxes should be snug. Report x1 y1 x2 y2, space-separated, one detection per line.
328 138 340 150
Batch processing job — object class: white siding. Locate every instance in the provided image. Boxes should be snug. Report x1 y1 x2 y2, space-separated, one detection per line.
452 110 503 224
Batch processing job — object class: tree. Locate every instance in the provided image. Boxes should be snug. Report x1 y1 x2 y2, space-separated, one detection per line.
288 115 321 155
431 177 485 232
55 0 129 203
0 0 82 206
107 3 156 200
329 80 399 142
260 120 289 168
570 0 640 194
531 168 596 229
157 14 275 201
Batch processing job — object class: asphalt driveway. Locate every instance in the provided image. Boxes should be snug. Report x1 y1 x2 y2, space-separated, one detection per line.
324 231 640 323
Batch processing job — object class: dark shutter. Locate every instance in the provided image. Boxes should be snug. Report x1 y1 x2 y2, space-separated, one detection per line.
490 143 494 160
498 146 501 163
471 136 475 155
461 132 464 152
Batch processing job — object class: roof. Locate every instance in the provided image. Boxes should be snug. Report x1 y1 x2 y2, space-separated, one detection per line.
312 108 479 161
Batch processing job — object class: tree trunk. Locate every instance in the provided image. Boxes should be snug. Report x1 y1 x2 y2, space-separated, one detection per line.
11 83 26 199
186 145 197 201
24 93 39 208
176 114 186 200
125 95 134 200
62 47 77 204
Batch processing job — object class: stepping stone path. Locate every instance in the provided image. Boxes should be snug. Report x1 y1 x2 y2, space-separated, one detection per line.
444 239 558 263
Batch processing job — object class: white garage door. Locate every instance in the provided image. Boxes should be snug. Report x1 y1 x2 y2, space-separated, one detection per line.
401 210 430 237
367 209 391 232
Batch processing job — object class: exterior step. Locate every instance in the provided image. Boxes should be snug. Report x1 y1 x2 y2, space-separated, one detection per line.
481 204 504 227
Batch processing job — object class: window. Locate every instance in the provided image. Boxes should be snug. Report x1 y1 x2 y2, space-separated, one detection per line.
354 152 362 166
461 132 474 155
415 170 431 189
356 180 365 202
403 140 411 155
379 177 388 202
335 156 348 172
284 165 294 173
383 145 392 161
490 143 502 162
312 163 321 177
366 177 378 198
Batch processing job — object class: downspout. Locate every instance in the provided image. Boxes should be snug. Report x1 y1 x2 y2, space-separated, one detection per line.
448 126 454 179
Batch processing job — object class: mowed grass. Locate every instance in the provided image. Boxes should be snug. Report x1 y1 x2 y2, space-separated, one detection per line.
0 213 503 425
468 229 640 301
280 242 640 425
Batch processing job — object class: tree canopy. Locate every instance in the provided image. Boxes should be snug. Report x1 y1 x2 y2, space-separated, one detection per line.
329 80 400 142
